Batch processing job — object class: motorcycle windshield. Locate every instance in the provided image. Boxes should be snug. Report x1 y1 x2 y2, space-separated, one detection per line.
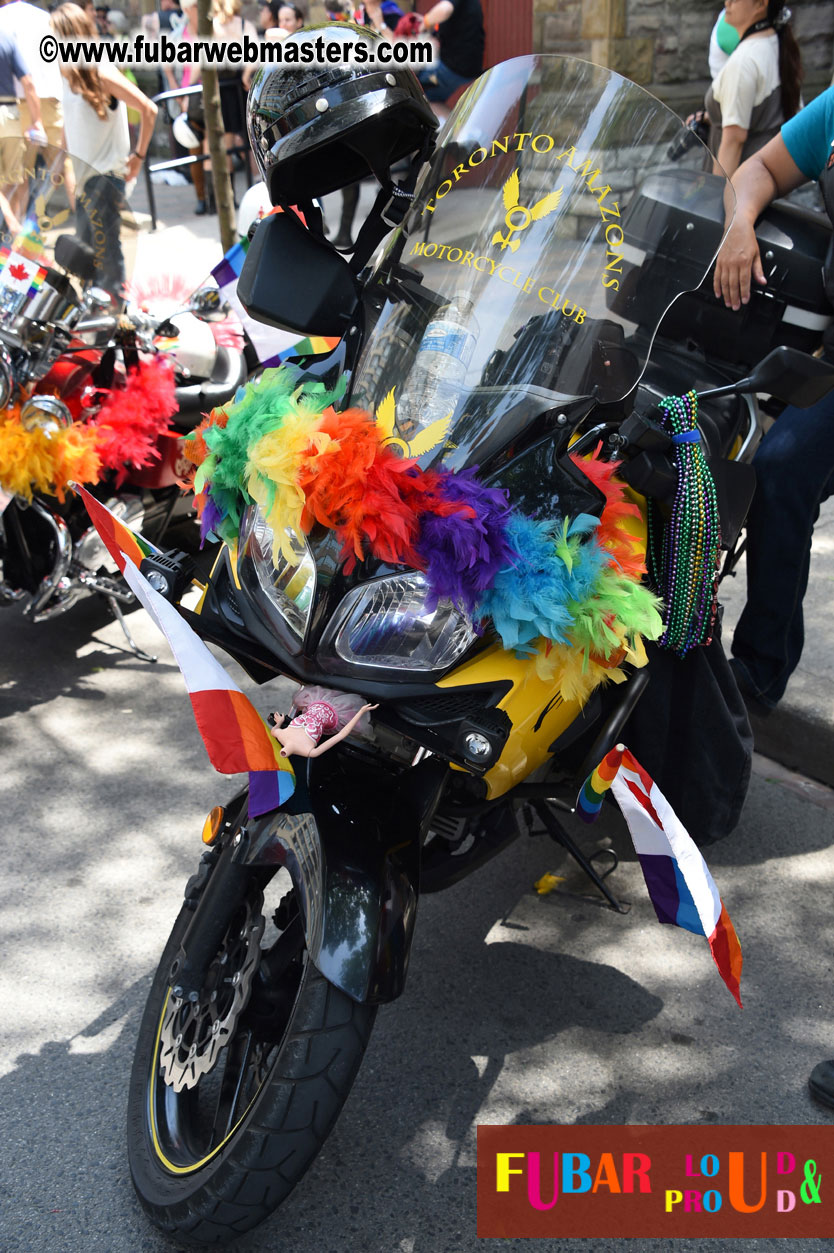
0 139 137 325
350 55 732 472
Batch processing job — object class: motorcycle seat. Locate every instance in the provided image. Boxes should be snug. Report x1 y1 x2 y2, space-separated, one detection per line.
171 346 249 430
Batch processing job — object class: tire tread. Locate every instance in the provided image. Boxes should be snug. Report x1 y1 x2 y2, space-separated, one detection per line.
128 931 376 1246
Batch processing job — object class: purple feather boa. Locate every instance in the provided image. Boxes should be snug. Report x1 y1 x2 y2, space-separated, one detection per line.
199 492 224 546
416 469 515 615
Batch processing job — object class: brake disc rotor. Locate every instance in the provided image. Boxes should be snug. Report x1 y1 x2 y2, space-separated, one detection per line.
158 890 265 1093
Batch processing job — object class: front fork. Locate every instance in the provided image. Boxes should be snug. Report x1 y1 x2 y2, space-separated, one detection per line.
170 753 448 1007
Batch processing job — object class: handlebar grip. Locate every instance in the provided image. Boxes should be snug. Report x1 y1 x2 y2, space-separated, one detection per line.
74 316 118 333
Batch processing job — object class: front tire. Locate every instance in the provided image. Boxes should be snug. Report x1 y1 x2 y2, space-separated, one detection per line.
127 881 376 1245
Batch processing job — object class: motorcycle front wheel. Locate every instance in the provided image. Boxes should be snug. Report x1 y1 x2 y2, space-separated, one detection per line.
127 873 376 1246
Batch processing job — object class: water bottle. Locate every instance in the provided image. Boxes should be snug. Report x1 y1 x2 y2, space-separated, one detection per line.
398 292 479 435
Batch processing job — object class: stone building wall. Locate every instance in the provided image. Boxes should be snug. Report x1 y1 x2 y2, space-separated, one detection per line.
536 0 834 118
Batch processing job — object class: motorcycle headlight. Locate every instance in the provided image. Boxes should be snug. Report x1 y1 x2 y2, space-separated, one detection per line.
238 505 316 644
321 571 478 673
19 395 72 435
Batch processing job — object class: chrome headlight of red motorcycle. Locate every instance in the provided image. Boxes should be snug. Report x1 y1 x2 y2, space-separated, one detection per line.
238 504 316 643
19 395 72 435
320 572 478 673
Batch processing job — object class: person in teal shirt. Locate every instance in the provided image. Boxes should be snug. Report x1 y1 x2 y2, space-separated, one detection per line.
715 88 834 1106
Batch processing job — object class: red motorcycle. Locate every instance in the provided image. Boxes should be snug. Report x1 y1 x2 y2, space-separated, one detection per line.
0 145 251 657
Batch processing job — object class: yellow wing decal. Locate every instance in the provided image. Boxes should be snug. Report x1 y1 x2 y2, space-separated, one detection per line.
530 189 563 221
502 169 520 212
34 194 70 231
375 387 397 440
407 414 452 459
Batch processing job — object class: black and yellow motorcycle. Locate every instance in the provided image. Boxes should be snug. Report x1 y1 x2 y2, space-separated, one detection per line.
125 52 834 1244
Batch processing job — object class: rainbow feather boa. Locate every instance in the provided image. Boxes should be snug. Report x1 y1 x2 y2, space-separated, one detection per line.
185 366 663 703
0 357 177 501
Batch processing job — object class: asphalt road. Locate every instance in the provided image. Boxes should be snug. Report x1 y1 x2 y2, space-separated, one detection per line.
2 592 834 1253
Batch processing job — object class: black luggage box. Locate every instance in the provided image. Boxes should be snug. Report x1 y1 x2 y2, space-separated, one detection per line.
611 168 833 368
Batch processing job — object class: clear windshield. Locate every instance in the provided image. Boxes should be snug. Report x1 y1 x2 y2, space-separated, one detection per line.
350 55 732 472
0 138 137 328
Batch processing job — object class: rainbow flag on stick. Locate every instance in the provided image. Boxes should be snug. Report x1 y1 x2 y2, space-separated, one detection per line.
75 484 160 570
577 744 743 1007
77 486 295 817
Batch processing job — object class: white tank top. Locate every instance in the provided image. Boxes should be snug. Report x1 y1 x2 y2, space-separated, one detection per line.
63 86 130 181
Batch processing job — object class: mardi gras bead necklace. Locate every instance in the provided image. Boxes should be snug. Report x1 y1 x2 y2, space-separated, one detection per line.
647 390 721 656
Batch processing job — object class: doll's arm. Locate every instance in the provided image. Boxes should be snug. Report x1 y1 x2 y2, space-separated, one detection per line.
307 704 379 757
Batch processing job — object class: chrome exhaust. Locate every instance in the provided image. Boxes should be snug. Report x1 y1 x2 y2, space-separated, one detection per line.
24 502 74 620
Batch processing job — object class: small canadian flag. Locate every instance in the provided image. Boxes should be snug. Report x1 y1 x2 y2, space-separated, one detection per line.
0 251 37 288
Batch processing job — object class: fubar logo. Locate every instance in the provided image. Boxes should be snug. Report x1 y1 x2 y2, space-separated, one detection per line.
477 1125 831 1239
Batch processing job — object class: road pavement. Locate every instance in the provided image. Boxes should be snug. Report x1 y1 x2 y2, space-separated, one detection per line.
2 594 834 1253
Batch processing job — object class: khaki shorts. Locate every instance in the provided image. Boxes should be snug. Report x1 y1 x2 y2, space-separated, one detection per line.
0 103 23 188
19 96 64 148
17 97 74 205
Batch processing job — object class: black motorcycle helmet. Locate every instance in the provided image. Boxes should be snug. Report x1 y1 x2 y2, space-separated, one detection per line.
247 23 439 207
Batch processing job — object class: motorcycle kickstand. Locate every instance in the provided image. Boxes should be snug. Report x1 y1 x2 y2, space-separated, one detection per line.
105 593 158 663
528 799 629 914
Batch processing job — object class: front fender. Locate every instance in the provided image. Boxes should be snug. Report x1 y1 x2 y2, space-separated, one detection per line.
242 751 447 1005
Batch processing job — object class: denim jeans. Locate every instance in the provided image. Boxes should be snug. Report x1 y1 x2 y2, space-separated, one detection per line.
731 389 834 706
417 61 472 104
77 173 126 300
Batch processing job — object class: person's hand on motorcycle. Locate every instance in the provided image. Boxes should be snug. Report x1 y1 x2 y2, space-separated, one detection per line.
713 216 766 310
714 136 809 310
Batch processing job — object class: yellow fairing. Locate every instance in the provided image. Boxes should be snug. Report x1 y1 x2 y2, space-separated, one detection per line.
440 479 649 800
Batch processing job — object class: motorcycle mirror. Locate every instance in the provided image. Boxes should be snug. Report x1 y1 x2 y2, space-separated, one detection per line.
698 346 834 408
87 286 114 311
742 345 834 407
238 211 359 337
187 286 231 322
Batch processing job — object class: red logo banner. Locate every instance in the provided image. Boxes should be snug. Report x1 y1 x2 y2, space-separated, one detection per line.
477 1125 830 1238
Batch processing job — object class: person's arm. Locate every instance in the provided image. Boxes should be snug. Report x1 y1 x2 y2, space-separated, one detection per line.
307 705 378 757
0 187 21 237
362 0 391 37
422 1 454 28
61 130 76 210
713 123 746 178
101 64 158 182
19 73 44 135
713 135 808 310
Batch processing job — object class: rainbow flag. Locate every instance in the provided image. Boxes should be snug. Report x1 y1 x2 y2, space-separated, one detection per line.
26 266 48 298
77 486 295 817
76 484 160 571
577 744 743 1007
13 219 47 262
